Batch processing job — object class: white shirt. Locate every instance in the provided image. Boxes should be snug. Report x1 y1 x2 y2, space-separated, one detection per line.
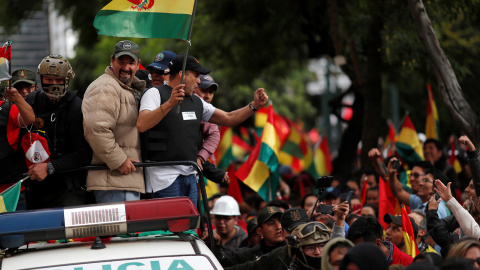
139 86 215 192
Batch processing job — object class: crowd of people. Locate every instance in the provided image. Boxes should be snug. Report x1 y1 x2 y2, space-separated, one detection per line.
1 40 480 270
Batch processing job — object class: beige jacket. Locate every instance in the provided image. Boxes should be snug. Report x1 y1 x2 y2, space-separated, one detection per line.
82 67 145 193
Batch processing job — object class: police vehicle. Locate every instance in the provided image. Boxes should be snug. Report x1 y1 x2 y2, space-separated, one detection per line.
0 197 223 270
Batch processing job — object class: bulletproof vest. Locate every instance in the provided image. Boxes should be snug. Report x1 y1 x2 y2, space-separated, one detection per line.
20 91 76 159
143 85 203 162
0 101 15 160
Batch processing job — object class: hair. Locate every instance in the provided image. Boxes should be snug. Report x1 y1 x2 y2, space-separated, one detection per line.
413 252 443 268
389 265 405 270
362 204 379 218
300 193 318 209
346 214 360 225
362 168 379 184
424 139 443 151
468 196 480 222
328 241 352 257
367 186 379 194
440 257 476 270
413 161 435 174
267 199 290 210
410 209 427 231
346 216 383 243
447 237 480 258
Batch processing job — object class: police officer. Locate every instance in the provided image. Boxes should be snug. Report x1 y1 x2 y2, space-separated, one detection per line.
21 55 93 209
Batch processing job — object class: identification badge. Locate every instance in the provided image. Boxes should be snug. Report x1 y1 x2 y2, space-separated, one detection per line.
182 111 197 120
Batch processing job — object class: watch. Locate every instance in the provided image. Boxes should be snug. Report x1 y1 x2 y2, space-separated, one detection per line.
47 162 55 175
248 102 259 112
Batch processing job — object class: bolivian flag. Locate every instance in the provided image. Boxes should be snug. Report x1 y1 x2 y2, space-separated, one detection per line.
0 180 21 213
278 119 311 174
402 206 420 257
395 115 424 168
425 84 440 140
236 105 281 201
232 134 253 161
0 43 11 82
94 0 195 40
215 126 235 170
307 136 332 178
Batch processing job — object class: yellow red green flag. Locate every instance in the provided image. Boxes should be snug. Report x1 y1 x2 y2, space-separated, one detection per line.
425 84 440 140
94 0 195 40
236 104 281 201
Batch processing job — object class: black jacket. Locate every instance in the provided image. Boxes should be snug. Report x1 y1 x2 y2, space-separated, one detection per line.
225 245 292 270
22 91 92 195
467 150 480 197
218 240 286 268
426 208 459 257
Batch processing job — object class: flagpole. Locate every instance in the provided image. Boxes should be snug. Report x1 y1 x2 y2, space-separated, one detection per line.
0 175 28 196
177 0 198 113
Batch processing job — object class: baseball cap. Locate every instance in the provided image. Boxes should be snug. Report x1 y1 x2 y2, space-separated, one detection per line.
198 75 218 91
12 69 36 87
383 213 418 239
147 50 177 71
114 40 140 61
281 207 309 232
246 217 259 234
257 206 283 226
169 55 211 75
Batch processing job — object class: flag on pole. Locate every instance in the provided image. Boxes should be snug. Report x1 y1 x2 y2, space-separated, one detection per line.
448 140 462 173
278 119 311 174
214 126 235 170
0 42 12 82
401 206 420 257
378 177 403 230
309 136 332 177
395 115 424 169
94 0 195 40
360 180 367 205
383 120 397 157
425 84 440 140
236 104 281 201
0 180 21 213
232 134 253 161
227 164 243 204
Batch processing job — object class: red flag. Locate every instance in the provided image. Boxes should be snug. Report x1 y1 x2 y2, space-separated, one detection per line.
227 164 243 204
378 177 402 230
360 180 368 205
0 42 12 81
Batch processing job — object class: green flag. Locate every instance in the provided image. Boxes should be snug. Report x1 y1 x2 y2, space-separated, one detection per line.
0 180 21 213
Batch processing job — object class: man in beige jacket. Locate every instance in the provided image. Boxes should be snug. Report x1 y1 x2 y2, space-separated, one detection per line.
82 40 145 203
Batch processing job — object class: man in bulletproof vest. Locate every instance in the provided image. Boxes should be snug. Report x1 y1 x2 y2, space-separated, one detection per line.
20 55 93 209
0 81 35 186
137 54 268 206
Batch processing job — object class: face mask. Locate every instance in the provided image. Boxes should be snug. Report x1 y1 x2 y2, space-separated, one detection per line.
42 83 66 102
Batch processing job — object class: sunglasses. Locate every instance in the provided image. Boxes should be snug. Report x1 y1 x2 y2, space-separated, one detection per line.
469 257 480 265
149 69 166 75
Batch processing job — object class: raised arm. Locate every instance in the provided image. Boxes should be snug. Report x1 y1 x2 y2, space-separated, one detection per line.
387 157 411 206
208 88 268 127
5 88 34 126
459 135 480 197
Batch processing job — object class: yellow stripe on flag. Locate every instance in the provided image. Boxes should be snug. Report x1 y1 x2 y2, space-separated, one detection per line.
101 0 195 14
243 161 271 191
217 128 233 162
262 122 281 155
0 196 7 213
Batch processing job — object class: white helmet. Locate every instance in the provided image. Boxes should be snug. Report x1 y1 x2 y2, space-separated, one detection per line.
210 195 240 216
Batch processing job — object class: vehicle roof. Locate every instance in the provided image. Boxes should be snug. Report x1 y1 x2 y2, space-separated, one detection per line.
1 234 223 270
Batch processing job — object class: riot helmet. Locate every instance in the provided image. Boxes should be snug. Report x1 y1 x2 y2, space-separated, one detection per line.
37 55 75 102
288 221 331 270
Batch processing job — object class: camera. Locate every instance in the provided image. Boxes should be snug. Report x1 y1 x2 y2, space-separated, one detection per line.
316 176 333 189
316 204 334 215
392 159 401 170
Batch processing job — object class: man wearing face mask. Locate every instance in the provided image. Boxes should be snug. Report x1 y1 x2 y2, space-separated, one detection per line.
20 55 93 209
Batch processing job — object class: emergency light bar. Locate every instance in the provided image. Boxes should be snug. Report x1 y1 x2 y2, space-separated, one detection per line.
0 197 199 249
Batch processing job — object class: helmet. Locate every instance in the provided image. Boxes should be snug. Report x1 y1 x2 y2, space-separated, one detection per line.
37 55 75 102
210 195 240 216
289 222 331 270
37 54 75 79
